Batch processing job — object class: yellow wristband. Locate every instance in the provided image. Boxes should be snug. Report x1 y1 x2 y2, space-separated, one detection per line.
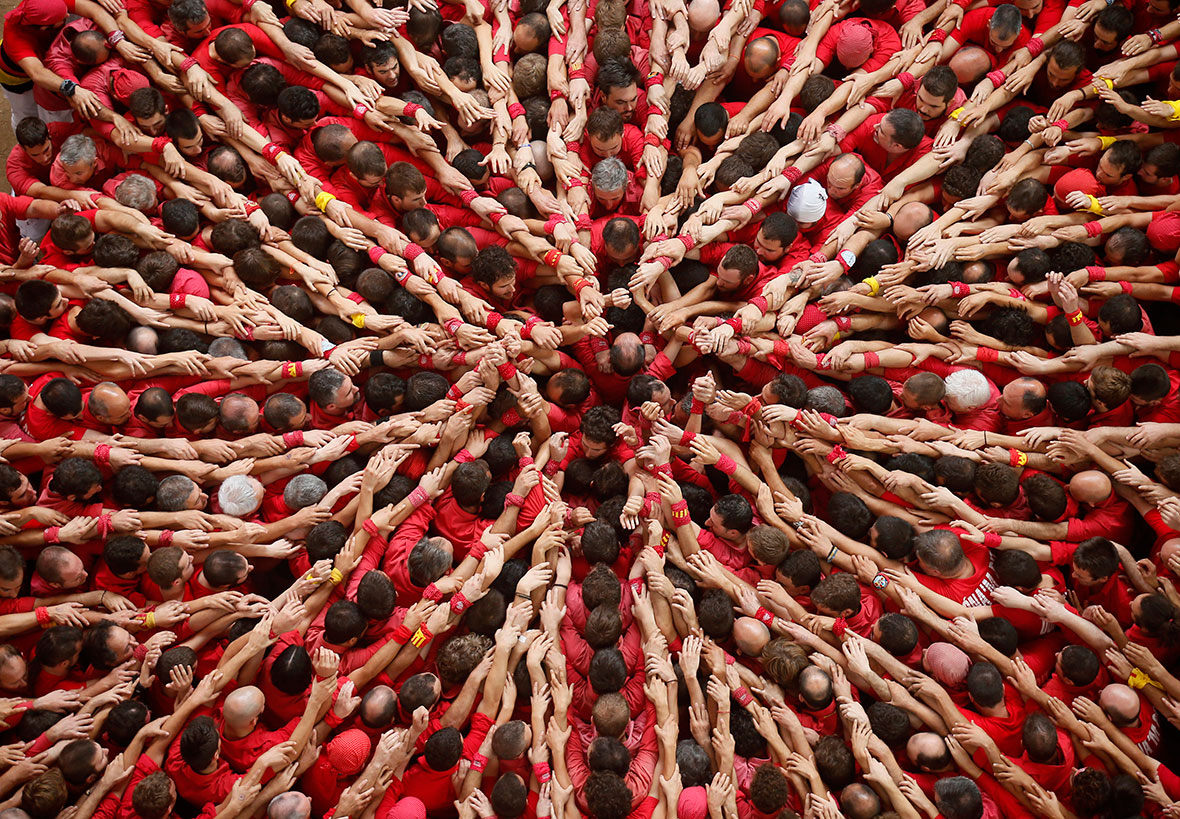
351 313 366 329
314 191 337 211
329 568 344 585
948 106 964 122
864 276 881 296
1083 194 1105 215
144 611 156 629
1097 135 1117 149
1099 76 1114 90
1128 668 1163 689
1167 100 1180 120
831 331 842 342
410 627 429 647
1015 452 1028 467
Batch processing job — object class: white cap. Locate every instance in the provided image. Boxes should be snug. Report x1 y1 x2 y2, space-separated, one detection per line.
787 179 829 222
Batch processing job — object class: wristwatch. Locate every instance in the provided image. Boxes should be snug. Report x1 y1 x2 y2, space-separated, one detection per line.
60 79 77 97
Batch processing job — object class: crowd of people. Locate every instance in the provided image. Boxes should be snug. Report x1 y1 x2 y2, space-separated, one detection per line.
2 0 1180 813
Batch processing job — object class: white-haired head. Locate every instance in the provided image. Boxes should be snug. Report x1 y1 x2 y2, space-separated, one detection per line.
944 369 992 413
218 475 264 518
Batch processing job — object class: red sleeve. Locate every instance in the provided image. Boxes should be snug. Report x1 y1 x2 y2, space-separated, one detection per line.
559 616 594 672
815 21 841 66
6 152 42 196
624 713 658 808
1065 500 1130 542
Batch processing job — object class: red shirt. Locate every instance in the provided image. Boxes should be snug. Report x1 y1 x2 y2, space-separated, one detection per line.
839 113 933 182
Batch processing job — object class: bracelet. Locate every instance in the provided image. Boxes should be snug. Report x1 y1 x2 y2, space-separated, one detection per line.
983 532 1002 548
314 191 337 212
1008 448 1028 467
283 430 305 447
950 281 970 298
402 102 421 117
543 248 562 267
533 762 551 783
715 455 737 476
1084 220 1104 238
733 686 753 706
422 583 444 601
144 611 157 629
1067 310 1085 326
825 445 847 463
497 361 518 380
392 624 413 643
410 626 433 647
743 198 762 215
1128 668 1164 689
508 102 527 119
505 492 525 508
35 606 51 627
329 568 344 585
755 606 775 626
864 276 881 295
106 29 126 47
43 526 61 544
352 103 370 118
826 544 839 562
486 311 503 331
470 753 489 772
872 573 889 590
1026 36 1044 56
159 530 173 547
351 313 366 329
408 487 430 508
403 242 424 261
451 593 470 613
1051 119 1069 131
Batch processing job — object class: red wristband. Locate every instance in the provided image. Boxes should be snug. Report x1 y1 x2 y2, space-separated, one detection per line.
508 102 527 119
94 443 111 466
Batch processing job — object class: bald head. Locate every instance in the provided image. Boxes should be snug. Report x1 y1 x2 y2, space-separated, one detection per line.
268 792 312 819
220 393 259 435
529 140 554 182
687 0 721 31
359 685 398 730
841 783 881 819
609 333 645 376
1099 683 1141 726
1069 470 1112 505
893 202 934 241
88 382 131 425
949 45 992 84
744 37 781 80
827 154 866 200
907 732 951 771
733 617 771 657
222 686 265 729
1000 377 1046 420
